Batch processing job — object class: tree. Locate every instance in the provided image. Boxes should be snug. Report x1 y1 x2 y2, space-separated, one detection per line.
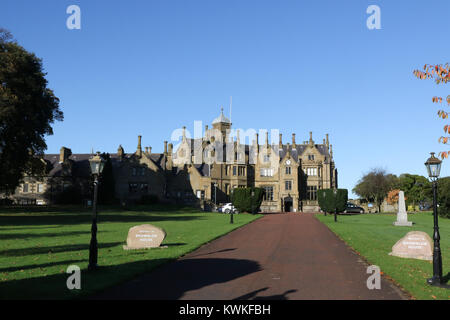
437 177 450 218
413 63 449 159
395 174 431 210
0 29 63 193
353 168 398 213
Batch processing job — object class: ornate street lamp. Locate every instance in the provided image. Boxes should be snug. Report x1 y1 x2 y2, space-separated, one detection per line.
251 190 255 214
88 152 105 271
214 183 218 208
424 152 446 287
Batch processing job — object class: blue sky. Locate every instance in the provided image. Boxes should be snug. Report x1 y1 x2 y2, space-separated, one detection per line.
1 0 449 196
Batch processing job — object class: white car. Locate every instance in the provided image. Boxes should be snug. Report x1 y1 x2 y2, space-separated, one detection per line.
220 203 239 214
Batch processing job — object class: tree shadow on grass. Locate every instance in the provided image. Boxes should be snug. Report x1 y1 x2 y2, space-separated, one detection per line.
0 259 87 273
1 257 261 300
0 230 92 240
0 214 206 227
0 242 122 257
91 257 262 300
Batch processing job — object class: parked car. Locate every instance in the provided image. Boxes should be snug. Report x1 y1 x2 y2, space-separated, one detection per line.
419 202 432 211
343 202 365 214
219 203 239 214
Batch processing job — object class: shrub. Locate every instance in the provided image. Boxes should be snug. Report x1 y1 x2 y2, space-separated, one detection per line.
437 177 450 218
53 186 83 205
318 189 348 213
231 187 264 213
138 194 159 205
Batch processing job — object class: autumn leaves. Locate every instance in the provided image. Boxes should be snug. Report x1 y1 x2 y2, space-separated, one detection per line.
414 63 450 159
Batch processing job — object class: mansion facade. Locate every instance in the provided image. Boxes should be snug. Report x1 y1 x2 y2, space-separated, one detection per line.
7 110 338 212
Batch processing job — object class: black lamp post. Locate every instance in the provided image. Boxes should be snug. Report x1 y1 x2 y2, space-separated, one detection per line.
88 152 105 271
424 152 446 287
333 188 338 222
214 183 218 211
251 190 255 214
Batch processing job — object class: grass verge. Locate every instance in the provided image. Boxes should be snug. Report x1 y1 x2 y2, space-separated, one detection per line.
316 212 450 300
0 205 261 299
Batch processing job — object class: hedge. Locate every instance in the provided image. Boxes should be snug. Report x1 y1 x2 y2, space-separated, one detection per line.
318 188 348 213
231 187 264 213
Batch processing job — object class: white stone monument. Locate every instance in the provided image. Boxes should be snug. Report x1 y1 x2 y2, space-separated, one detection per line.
393 191 412 226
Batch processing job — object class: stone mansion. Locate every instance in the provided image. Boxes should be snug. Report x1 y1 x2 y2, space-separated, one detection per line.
8 110 338 212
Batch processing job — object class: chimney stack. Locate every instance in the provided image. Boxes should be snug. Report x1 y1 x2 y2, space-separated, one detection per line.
326 134 329 149
279 133 283 148
59 147 72 163
309 132 314 145
292 133 296 149
137 135 142 157
164 141 168 155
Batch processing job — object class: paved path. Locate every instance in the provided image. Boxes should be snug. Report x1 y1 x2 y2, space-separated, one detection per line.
93 213 407 300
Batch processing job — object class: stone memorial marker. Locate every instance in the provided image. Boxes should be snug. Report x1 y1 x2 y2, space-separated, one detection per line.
393 190 412 226
389 231 432 260
123 224 166 250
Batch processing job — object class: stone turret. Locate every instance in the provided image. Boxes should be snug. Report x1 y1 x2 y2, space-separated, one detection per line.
118 145 124 159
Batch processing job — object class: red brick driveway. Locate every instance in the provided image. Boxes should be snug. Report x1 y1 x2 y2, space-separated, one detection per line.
93 212 407 300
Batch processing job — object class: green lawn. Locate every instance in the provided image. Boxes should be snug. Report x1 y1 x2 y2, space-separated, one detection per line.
316 212 450 300
0 205 261 299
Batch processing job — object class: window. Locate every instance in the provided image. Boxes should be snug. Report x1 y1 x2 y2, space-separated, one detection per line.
263 186 274 201
260 168 274 177
233 166 237 176
238 166 245 176
285 181 292 191
23 183 29 193
285 167 291 175
196 190 205 200
308 154 315 161
306 167 318 176
263 155 270 163
131 167 137 176
37 184 44 193
129 183 138 193
141 183 148 193
307 186 318 200
140 168 145 176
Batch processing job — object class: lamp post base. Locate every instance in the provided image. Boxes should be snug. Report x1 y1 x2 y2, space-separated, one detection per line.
427 277 450 288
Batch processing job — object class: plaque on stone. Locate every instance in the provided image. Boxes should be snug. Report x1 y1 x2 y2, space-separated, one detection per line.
389 231 433 260
123 224 166 250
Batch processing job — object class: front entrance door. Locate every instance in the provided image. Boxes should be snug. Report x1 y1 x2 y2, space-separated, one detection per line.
284 197 293 212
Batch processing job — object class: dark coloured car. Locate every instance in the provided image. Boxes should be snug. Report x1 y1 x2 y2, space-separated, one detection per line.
343 202 365 214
